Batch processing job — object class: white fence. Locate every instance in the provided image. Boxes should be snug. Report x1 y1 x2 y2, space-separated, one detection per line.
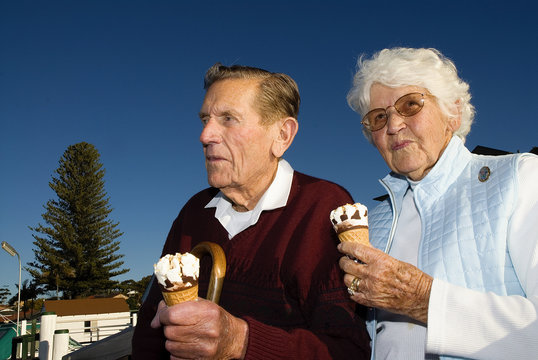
55 312 134 344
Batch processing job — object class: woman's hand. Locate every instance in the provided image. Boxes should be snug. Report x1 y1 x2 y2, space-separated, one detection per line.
338 242 433 324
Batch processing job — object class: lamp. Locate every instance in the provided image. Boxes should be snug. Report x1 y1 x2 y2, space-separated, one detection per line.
2 241 21 336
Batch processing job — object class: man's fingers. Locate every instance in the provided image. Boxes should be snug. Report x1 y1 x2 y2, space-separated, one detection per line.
150 300 168 328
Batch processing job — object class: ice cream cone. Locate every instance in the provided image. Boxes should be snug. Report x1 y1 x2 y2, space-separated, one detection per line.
330 203 370 246
154 252 200 306
338 227 370 246
162 284 199 306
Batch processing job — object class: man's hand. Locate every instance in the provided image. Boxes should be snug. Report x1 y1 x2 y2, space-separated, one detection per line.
151 298 249 359
338 242 433 324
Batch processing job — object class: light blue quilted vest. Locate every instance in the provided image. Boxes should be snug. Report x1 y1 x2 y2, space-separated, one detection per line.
367 137 525 359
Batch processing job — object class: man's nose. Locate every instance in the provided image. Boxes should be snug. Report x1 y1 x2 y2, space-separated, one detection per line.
200 118 221 145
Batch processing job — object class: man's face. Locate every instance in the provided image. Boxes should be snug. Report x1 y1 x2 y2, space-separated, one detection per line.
199 78 279 193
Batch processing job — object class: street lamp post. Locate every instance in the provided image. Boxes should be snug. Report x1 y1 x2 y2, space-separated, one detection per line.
2 241 21 336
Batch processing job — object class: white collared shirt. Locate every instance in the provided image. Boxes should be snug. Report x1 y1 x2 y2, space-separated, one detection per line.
205 159 294 239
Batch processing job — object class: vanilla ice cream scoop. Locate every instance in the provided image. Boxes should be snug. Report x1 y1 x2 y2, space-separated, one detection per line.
329 203 369 245
154 252 200 292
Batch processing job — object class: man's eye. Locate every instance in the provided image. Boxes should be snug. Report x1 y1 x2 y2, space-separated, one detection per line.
222 115 237 124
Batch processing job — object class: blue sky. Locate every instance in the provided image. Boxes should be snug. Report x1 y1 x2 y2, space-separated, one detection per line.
1 0 537 298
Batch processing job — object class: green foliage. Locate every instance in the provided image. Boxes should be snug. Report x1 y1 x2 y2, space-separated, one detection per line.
121 275 152 310
8 279 44 318
28 142 129 299
0 285 10 304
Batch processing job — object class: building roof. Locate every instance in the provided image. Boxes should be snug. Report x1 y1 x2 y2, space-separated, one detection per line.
471 145 538 156
63 327 133 360
471 145 511 155
43 298 129 317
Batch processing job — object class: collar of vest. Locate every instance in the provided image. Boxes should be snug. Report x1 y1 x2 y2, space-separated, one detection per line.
379 136 471 209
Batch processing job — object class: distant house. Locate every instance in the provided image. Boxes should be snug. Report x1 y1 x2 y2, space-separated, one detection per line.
0 305 18 324
0 305 14 322
42 298 132 344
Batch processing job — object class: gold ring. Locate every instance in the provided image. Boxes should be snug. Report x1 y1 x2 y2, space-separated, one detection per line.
350 277 360 292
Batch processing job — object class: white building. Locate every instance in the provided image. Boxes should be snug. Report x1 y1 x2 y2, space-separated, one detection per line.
42 298 132 345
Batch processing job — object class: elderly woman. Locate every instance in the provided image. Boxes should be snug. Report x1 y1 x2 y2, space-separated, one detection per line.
340 47 538 359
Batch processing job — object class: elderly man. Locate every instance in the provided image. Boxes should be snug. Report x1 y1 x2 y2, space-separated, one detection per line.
132 63 371 359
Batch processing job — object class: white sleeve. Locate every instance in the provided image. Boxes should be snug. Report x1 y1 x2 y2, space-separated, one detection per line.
426 154 538 359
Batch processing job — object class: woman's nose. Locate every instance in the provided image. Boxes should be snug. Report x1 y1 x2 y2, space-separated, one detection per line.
385 108 406 134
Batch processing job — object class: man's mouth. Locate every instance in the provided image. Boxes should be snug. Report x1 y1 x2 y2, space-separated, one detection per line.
206 154 226 162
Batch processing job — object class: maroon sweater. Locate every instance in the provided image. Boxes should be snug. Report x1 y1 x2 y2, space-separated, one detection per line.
132 171 371 359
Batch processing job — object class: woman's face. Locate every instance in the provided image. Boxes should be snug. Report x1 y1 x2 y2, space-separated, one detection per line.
369 83 460 181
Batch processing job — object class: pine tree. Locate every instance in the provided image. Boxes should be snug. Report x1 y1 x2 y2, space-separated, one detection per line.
28 142 129 298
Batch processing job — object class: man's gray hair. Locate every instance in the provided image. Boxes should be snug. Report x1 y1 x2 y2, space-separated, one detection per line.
204 63 300 125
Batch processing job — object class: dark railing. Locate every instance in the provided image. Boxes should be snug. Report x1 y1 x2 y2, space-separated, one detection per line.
11 319 39 360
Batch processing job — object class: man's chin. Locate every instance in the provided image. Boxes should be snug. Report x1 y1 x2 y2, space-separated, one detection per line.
207 177 230 190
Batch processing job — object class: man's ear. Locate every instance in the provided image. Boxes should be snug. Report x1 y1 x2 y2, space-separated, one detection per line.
271 117 298 158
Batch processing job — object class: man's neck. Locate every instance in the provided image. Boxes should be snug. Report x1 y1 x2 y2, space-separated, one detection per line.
223 161 279 212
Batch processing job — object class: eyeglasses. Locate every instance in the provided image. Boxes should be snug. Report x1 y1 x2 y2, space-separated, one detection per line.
361 92 426 132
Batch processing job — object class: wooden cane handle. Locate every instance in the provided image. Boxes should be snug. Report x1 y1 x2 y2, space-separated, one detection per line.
190 241 226 304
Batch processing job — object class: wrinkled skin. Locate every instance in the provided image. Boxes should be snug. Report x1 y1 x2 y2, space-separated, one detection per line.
151 298 248 360
338 242 433 324
368 83 460 181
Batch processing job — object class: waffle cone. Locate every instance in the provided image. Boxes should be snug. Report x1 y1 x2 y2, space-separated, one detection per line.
338 228 370 246
162 284 199 306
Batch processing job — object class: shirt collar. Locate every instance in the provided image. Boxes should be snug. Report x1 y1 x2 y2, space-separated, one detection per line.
205 158 294 238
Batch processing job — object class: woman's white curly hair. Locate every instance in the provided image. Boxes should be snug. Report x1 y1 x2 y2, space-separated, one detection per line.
347 47 475 143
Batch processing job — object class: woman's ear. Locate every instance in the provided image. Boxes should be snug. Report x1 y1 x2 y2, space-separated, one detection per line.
450 116 462 132
271 117 298 158
449 99 462 132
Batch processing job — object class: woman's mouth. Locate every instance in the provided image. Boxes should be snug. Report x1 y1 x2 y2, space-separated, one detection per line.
391 140 412 151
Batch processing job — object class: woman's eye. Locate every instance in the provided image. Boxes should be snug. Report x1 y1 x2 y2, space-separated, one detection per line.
374 112 387 121
401 101 421 112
